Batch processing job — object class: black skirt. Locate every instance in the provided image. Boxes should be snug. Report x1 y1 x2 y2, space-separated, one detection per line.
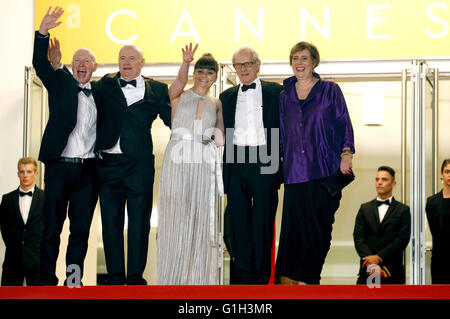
275 178 341 284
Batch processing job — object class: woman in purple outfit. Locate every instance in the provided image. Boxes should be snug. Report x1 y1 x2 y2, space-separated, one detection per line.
275 42 355 284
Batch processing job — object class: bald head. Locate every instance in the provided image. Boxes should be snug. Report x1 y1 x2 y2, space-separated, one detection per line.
118 44 145 80
73 48 97 63
72 48 97 85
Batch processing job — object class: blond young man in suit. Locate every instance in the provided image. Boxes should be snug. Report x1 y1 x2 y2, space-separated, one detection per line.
0 158 45 286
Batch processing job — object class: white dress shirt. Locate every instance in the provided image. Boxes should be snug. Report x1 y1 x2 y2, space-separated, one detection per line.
18 186 35 225
377 196 393 222
233 78 266 146
61 82 97 159
103 75 145 154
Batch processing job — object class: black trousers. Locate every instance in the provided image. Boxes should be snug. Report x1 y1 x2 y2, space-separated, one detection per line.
431 255 450 284
1 270 38 286
40 160 98 285
97 153 154 285
275 179 341 284
1 253 40 286
356 262 405 285
226 155 279 284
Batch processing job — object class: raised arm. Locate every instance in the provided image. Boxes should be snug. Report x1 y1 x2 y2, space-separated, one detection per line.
38 6 64 35
168 43 198 101
33 7 64 87
48 37 62 70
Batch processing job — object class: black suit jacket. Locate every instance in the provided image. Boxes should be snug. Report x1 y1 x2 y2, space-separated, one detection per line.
95 72 171 161
219 80 283 193
353 197 411 283
0 187 45 284
426 190 450 257
426 190 450 283
32 31 96 163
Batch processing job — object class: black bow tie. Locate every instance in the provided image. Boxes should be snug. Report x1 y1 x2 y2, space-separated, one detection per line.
119 79 137 87
19 191 33 197
78 87 91 97
377 199 391 206
241 83 256 92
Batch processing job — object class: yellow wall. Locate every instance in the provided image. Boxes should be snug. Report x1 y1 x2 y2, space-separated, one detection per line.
35 0 450 64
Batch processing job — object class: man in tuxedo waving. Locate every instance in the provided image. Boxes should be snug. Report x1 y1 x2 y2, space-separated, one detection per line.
33 7 99 286
95 44 171 285
353 166 411 284
0 158 45 286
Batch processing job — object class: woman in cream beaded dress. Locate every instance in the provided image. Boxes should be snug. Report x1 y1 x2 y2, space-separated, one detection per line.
157 44 225 285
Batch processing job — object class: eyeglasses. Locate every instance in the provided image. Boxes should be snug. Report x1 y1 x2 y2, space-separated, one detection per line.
233 61 256 70
73 58 93 65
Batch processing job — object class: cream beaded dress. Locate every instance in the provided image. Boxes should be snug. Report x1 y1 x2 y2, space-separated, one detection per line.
157 89 222 285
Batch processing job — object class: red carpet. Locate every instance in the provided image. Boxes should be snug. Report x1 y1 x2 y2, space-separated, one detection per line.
0 285 449 299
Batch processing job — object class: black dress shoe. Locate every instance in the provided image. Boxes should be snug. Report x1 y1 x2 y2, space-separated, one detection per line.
39 277 59 286
104 274 126 285
126 276 147 285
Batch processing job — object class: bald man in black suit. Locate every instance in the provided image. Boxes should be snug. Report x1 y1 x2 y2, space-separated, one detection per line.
95 44 171 285
33 7 99 286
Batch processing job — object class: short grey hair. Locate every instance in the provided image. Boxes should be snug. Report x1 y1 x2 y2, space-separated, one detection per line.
119 44 144 59
232 46 260 64
73 48 97 64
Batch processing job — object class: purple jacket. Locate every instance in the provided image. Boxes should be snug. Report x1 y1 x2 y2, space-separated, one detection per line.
280 74 355 185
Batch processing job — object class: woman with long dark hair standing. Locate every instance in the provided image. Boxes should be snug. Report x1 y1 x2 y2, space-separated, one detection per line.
426 158 450 284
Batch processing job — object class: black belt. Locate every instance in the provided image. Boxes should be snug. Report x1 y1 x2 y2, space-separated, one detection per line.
99 152 125 159
58 157 96 164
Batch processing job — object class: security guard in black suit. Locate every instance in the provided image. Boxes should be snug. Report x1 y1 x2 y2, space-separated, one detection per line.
0 158 44 286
